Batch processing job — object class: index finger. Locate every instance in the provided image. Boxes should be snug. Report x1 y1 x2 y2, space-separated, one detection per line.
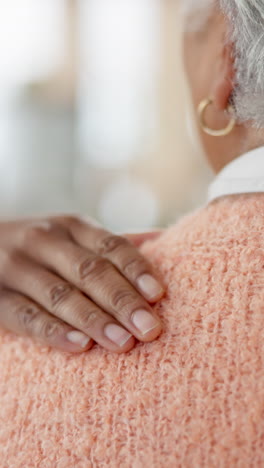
65 218 165 303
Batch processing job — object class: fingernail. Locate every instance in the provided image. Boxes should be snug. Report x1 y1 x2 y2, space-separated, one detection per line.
67 331 91 348
104 324 132 347
132 309 160 335
137 274 164 300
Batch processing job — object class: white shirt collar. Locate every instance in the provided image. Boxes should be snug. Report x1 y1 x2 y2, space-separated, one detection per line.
208 146 264 202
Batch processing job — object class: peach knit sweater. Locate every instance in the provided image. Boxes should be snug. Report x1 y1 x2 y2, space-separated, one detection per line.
1 193 264 468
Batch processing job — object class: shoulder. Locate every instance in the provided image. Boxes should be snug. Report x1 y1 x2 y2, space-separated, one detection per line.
141 193 264 267
140 193 264 329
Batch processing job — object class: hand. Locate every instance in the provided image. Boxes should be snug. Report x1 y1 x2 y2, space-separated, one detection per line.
0 217 165 354
123 230 163 247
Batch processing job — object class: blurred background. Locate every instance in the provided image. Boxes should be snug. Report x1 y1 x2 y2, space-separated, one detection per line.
0 0 213 232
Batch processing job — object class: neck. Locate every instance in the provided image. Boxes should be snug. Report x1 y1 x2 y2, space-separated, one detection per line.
211 128 264 174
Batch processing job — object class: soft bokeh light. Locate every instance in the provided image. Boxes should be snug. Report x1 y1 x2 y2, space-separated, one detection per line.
98 175 159 232
78 0 160 168
0 0 65 88
0 1 212 228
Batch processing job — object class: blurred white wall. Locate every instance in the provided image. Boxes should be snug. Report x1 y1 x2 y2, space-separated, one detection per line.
0 0 213 230
76 0 162 231
0 0 65 88
0 0 76 217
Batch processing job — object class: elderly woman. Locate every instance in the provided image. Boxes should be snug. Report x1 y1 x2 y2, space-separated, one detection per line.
1 1 264 466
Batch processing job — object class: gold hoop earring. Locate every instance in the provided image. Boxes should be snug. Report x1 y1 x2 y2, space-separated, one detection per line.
197 97 236 137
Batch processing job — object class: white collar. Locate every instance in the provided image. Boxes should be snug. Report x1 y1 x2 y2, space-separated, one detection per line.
208 146 264 202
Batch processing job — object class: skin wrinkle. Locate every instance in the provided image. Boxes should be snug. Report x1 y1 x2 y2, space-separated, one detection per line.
2 194 264 466
1 3 264 467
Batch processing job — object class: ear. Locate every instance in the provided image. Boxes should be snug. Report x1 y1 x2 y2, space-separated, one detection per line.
211 42 235 111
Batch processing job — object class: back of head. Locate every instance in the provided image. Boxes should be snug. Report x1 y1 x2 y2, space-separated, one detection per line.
220 0 264 127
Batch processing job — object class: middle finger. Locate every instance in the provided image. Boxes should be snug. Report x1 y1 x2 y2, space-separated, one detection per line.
23 233 162 342
0 255 136 352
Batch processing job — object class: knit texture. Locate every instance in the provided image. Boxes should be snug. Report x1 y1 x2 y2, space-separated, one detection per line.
1 193 264 468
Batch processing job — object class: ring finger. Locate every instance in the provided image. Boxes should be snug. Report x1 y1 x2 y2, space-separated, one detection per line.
21 230 162 342
1 254 136 352
0 288 94 353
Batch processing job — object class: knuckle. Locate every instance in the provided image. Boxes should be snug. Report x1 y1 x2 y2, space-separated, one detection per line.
77 309 99 330
97 234 128 256
22 221 54 246
111 289 137 310
0 248 21 276
40 320 63 340
76 256 107 282
62 215 79 226
123 258 147 277
21 220 70 248
17 304 41 333
6 248 21 266
48 283 74 308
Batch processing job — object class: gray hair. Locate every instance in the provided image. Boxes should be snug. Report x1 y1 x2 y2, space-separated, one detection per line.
183 1 264 128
